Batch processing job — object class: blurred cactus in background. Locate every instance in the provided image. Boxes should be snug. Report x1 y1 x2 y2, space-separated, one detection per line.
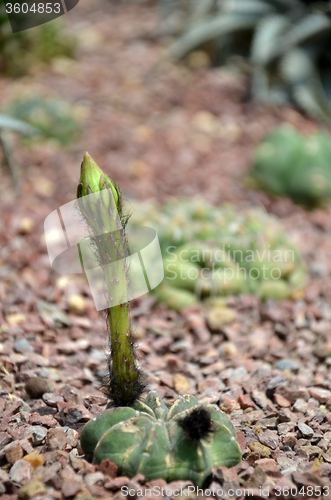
248 125 331 207
130 199 307 309
0 113 40 188
7 96 83 146
161 0 331 124
0 3 76 77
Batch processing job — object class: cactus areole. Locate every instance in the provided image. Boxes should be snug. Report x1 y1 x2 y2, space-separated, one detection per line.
78 154 242 485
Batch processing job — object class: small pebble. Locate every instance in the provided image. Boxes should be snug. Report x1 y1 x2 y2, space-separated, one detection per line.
9 460 32 485
278 422 295 434
297 422 314 438
23 452 44 472
293 399 308 413
274 393 291 407
254 458 279 473
46 428 67 451
207 307 236 331
42 392 64 407
228 366 248 382
85 472 104 486
25 377 53 399
97 458 118 478
60 466 83 497
308 387 331 403
19 479 47 500
173 374 190 392
67 294 86 314
27 426 47 446
238 394 256 410
6 444 23 464
258 430 279 450
248 441 271 457
276 359 299 373
14 339 34 353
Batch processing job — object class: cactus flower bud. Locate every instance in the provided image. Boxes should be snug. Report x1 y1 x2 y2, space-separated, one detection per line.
77 153 145 407
77 152 121 210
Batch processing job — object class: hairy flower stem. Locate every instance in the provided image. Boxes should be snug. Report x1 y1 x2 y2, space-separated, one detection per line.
77 153 144 406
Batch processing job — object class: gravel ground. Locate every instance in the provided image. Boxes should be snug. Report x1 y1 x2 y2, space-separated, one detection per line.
1 1 331 499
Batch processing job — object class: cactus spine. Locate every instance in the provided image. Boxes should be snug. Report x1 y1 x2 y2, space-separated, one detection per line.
77 153 144 406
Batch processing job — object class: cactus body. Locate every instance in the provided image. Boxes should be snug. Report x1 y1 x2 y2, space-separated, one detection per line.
130 198 306 305
258 279 290 301
81 392 242 486
155 284 198 312
249 127 331 207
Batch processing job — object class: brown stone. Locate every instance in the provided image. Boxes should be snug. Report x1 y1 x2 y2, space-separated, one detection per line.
6 444 23 464
104 476 130 490
47 428 67 451
97 459 118 479
28 413 57 428
9 460 32 485
273 393 291 408
60 466 83 497
258 430 279 450
308 387 331 403
236 430 247 453
254 458 280 474
25 377 53 399
238 394 256 410
282 434 297 449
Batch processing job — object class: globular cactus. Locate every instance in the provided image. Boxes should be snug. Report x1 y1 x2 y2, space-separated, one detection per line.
130 198 307 307
249 126 331 207
81 392 242 486
155 284 198 312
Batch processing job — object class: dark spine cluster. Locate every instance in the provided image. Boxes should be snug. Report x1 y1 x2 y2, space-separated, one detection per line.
178 407 214 441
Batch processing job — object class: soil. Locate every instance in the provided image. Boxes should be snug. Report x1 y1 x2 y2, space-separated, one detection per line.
1 1 331 499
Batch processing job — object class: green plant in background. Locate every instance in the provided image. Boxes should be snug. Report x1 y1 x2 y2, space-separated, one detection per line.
0 113 40 188
7 96 82 146
248 125 331 207
163 0 331 124
0 3 75 77
78 154 241 484
129 198 307 310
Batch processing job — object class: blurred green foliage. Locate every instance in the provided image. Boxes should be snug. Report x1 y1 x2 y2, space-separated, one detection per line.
130 199 307 309
163 0 331 124
7 96 83 146
0 4 76 77
248 125 331 207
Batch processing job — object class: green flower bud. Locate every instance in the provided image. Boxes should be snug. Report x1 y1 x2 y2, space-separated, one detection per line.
77 152 121 215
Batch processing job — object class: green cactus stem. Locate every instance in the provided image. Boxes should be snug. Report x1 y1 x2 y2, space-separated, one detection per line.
77 153 145 406
77 155 242 484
